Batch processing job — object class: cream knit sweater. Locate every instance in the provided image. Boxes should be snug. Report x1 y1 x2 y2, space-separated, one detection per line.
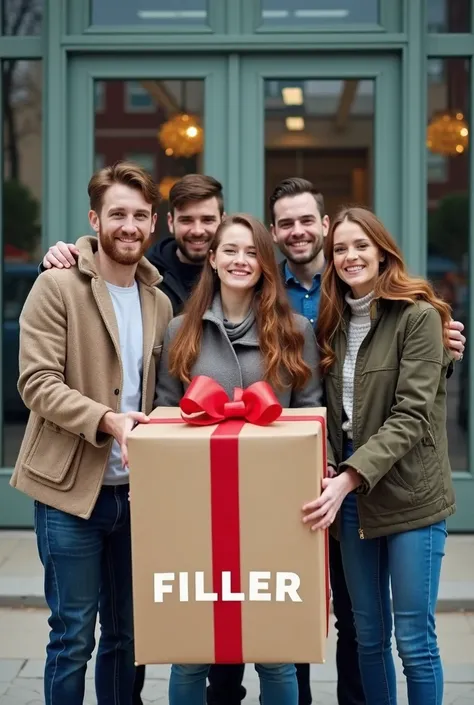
342 290 374 438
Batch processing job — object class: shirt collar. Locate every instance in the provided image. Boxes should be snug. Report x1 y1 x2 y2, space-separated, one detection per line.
284 261 323 287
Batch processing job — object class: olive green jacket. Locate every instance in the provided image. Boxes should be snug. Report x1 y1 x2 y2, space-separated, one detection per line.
325 298 456 539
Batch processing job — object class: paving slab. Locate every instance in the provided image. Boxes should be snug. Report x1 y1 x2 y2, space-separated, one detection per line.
0 664 23 685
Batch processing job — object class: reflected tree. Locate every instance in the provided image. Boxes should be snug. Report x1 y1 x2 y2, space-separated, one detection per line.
2 0 42 180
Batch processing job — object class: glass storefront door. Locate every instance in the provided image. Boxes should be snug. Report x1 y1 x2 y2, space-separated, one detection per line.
67 55 228 240
238 54 401 236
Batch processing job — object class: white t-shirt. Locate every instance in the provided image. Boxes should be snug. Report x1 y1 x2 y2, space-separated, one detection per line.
103 280 143 485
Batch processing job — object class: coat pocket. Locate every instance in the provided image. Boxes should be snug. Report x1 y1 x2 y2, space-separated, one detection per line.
23 422 84 491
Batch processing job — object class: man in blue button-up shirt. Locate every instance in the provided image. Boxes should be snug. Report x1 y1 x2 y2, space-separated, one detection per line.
270 177 328 330
270 178 365 705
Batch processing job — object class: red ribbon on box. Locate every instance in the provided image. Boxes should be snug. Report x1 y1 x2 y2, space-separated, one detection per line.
149 375 328 663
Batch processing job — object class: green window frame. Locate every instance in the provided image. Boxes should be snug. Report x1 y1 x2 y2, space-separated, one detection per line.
67 0 226 35
241 0 403 35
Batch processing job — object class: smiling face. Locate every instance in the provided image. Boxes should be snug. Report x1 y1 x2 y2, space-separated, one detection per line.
168 197 222 264
89 183 156 265
209 223 262 295
271 192 329 265
333 218 384 298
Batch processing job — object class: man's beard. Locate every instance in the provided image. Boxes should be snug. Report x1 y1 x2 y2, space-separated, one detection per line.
99 227 152 265
176 237 212 264
281 234 324 265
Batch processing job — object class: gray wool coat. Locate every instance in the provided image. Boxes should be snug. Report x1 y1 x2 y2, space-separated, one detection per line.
155 298 323 409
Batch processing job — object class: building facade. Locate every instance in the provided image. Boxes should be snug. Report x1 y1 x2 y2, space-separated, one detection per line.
1 0 473 529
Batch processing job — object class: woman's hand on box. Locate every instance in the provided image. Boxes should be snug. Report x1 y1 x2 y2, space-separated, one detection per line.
302 469 361 531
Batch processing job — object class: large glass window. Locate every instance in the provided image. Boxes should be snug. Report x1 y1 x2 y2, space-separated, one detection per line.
91 0 208 28
261 0 379 28
2 59 42 466
95 78 204 235
426 57 470 471
427 0 471 33
1 0 43 35
264 78 374 222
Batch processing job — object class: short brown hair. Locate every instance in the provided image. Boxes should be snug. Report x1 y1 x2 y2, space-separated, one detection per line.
269 177 325 223
169 173 224 216
88 161 161 214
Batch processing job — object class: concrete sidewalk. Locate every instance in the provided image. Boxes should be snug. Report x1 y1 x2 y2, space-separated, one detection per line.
1 531 474 611
1 608 473 704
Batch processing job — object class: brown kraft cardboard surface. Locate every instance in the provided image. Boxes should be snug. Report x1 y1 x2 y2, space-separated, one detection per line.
128 405 328 665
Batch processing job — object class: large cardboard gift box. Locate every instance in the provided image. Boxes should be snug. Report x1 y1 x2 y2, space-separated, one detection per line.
128 393 328 666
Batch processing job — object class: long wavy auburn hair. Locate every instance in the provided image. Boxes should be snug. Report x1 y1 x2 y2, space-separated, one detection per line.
168 213 312 390
317 206 452 374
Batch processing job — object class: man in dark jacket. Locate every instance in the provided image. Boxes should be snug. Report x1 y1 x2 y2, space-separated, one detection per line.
146 174 224 314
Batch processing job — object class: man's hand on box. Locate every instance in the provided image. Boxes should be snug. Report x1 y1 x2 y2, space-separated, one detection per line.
99 410 150 467
43 241 79 269
302 468 361 531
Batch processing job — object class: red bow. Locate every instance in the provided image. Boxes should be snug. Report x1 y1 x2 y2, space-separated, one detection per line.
179 375 282 426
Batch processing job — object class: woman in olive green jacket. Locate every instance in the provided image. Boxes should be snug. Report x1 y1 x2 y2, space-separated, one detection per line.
302 206 455 705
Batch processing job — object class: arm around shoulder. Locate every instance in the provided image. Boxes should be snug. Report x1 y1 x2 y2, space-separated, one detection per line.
18 272 112 445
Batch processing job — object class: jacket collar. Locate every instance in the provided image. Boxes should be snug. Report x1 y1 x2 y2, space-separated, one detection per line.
342 295 384 329
202 293 260 346
75 235 162 288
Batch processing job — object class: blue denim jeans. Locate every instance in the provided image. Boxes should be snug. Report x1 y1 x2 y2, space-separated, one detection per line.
169 662 297 705
35 485 135 705
339 442 447 705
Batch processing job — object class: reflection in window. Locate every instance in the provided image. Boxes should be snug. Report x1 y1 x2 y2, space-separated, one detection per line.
95 79 204 236
2 60 42 466
125 81 156 113
261 0 379 27
427 57 470 471
1 0 43 35
91 0 207 27
264 78 374 222
427 0 471 33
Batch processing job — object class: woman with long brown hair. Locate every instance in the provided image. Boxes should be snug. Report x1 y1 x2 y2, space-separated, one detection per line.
302 206 455 705
156 213 322 705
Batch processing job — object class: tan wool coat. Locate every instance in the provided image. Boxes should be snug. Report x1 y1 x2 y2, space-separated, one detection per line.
10 236 172 519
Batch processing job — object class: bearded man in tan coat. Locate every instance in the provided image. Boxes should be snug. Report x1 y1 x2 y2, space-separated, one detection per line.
11 161 172 705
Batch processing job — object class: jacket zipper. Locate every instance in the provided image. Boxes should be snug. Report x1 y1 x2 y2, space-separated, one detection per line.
340 325 365 539
348 314 379 542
